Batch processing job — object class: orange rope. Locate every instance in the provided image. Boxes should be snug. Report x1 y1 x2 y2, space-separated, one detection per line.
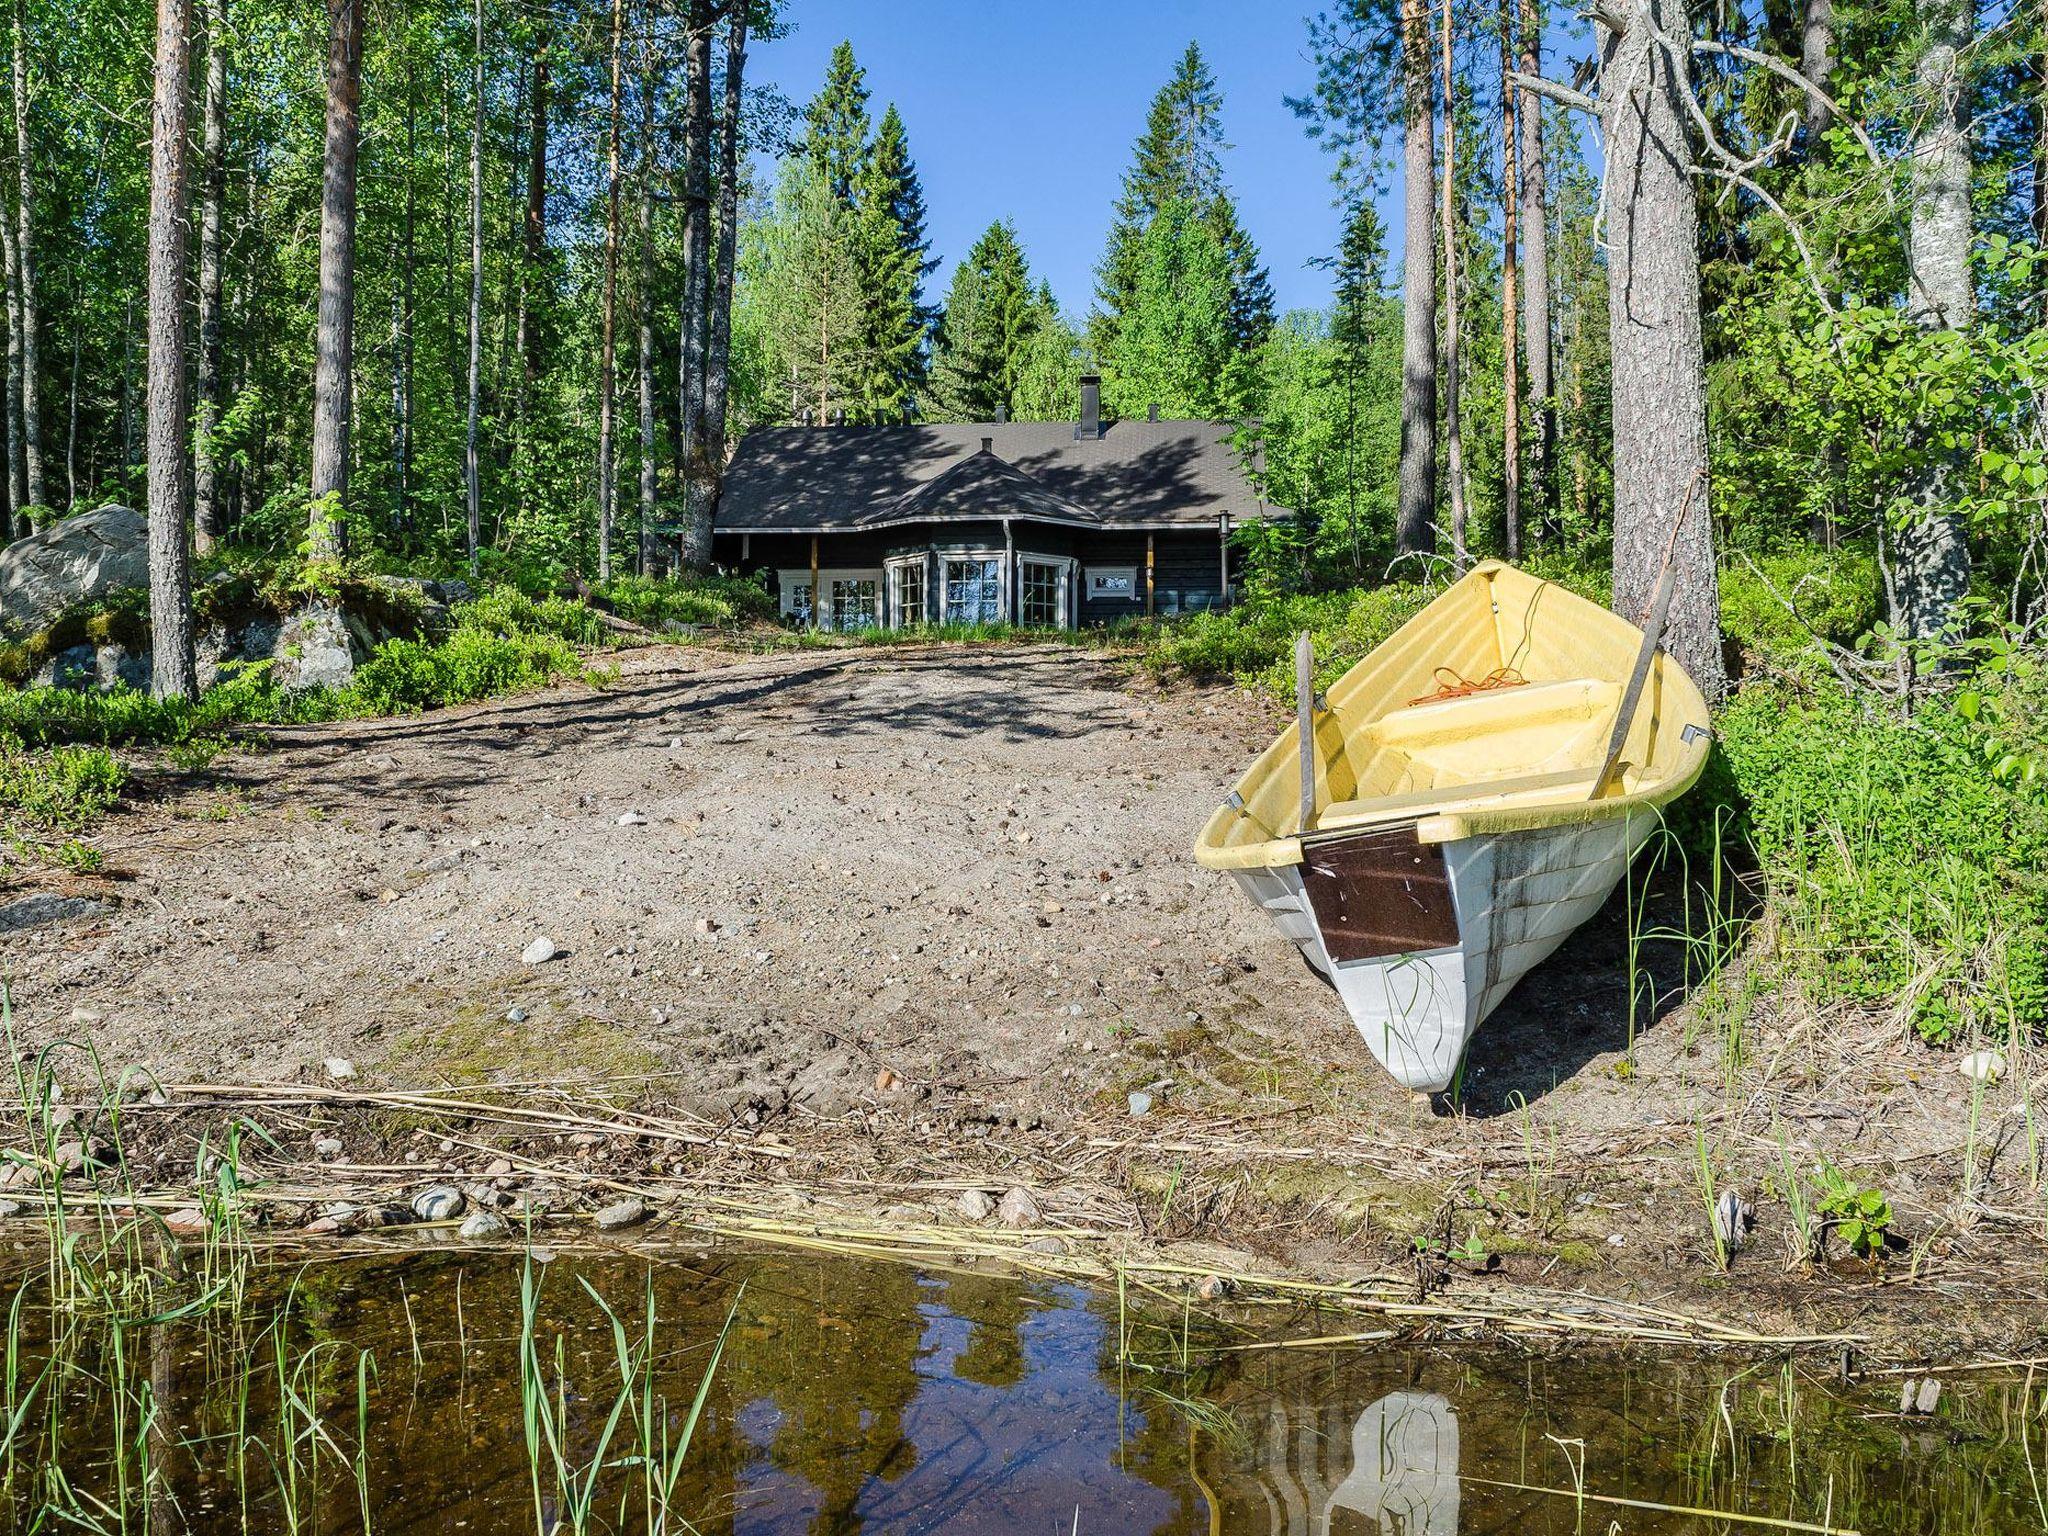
1406 665 1528 707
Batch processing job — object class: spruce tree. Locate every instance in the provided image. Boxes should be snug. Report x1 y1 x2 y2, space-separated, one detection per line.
803 41 871 201
930 220 1044 422
854 103 934 420
1093 42 1271 417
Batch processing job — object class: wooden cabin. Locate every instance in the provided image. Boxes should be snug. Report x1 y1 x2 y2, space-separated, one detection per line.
712 377 1288 630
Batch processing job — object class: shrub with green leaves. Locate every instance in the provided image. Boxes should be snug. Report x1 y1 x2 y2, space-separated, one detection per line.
1814 1167 1892 1259
599 572 776 630
1718 550 1881 675
1717 680 2048 1043
0 736 127 831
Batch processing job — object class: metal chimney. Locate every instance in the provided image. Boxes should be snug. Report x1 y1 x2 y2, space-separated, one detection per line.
994 404 1007 423
980 436 993 454
1078 375 1102 440
1147 402 1160 423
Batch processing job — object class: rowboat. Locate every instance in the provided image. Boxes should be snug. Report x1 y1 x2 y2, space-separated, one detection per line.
1193 560 1712 1093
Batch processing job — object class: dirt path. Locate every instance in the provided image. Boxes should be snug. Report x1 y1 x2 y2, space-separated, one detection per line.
4 642 2041 1354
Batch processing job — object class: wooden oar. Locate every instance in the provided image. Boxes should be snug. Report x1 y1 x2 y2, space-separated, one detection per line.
1296 631 1317 831
1590 473 1703 801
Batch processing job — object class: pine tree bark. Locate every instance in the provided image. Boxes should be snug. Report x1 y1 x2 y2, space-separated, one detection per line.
1500 0 1522 562
597 0 623 581
702 8 747 476
464 0 484 574
1396 0 1438 558
1440 0 1470 566
146 0 196 699
1895 0 1974 645
192 0 227 554
636 26 658 578
515 28 548 419
677 0 715 572
11 0 42 517
307 0 361 561
1517 0 1555 537
1599 0 1725 701
395 83 414 537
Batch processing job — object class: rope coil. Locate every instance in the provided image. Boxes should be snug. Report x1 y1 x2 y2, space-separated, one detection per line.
1406 665 1528 708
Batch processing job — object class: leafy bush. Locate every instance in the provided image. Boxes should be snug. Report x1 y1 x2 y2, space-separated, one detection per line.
1718 549 1881 674
456 587 608 647
0 737 127 830
1717 679 2048 1042
600 571 776 629
344 627 582 714
1815 1167 1892 1258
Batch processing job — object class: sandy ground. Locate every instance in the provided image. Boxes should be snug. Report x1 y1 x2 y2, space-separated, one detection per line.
4 641 2043 1353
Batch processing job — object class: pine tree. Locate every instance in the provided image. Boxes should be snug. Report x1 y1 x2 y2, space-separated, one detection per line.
853 103 933 420
1093 43 1270 417
1095 42 1228 357
930 220 1044 421
802 41 871 201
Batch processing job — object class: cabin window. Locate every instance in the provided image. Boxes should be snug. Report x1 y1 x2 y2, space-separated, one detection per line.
831 577 879 631
788 582 813 627
889 562 927 626
944 558 1003 625
1019 559 1064 627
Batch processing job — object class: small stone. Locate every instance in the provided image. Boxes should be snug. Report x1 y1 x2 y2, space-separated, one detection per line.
53 1141 98 1176
997 1187 1041 1229
313 1137 344 1160
459 1209 510 1240
505 1006 528 1024
530 1245 558 1263
522 936 560 965
1024 1236 1065 1255
874 1067 903 1094
162 1206 208 1237
958 1188 996 1221
1128 1091 1153 1118
594 1198 648 1231
617 811 649 827
323 1057 357 1082
1958 1050 2006 1084
694 916 718 934
1901 1377 1943 1414
485 1158 515 1178
0 1199 20 1218
410 1185 466 1222
1712 1189 1755 1251
302 1216 347 1236
69 1007 102 1026
1196 1274 1235 1301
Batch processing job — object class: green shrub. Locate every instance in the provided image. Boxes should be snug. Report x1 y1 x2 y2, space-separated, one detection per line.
1717 680 2048 1042
344 627 581 714
1718 549 1881 674
0 736 127 830
455 586 608 647
600 571 776 629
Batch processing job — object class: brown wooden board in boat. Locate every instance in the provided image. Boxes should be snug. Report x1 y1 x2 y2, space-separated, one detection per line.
1302 825 1461 962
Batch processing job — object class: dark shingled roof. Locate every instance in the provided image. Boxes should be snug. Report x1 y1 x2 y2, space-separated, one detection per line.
715 419 1285 532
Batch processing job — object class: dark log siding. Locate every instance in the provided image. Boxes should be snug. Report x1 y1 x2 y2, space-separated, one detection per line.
714 521 1238 628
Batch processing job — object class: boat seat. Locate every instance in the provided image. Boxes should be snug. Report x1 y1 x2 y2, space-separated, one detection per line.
1311 764 1615 834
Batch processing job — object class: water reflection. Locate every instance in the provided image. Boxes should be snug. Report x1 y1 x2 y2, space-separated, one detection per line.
3 1248 2041 1535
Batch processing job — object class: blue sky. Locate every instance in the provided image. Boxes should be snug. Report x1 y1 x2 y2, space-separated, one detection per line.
750 0 1361 324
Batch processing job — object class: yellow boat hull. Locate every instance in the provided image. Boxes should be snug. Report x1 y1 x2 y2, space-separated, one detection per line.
1195 561 1712 1092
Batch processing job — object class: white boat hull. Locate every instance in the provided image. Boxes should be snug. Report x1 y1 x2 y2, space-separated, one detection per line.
1231 812 1655 1092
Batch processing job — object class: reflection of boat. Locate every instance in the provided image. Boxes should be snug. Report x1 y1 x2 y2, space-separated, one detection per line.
1193 561 1711 1092
1326 1392 1460 1535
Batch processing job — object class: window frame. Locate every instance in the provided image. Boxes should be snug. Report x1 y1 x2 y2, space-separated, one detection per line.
941 551 1007 626
1017 553 1075 629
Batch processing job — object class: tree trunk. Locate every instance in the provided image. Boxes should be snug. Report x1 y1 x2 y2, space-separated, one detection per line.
1500 0 1522 562
193 0 227 554
636 25 658 578
597 0 623 582
1801 0 1836 147
0 208 22 536
146 0 196 699
1440 0 1469 566
465 0 484 574
11 0 41 516
308 0 361 562
395 83 415 538
701 8 748 475
1517 0 1555 538
1895 0 1974 645
516 28 548 421
1396 0 1438 558
1600 0 1725 700
677 0 715 572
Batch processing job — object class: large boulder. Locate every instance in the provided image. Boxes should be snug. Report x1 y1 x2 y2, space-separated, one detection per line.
0 505 150 635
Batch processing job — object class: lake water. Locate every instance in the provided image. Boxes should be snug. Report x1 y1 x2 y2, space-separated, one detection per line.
5 1245 2043 1533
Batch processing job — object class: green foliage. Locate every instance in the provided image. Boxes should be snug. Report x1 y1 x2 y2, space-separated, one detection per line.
1716 678 2048 1043
599 572 775 629
346 628 582 715
0 737 126 831
1718 550 1883 674
1814 1167 1892 1259
928 222 1062 423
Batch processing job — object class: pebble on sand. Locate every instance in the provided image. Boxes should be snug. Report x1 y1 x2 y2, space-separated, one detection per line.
323 1057 357 1081
997 1187 1041 1229
459 1209 511 1240
410 1185 466 1222
521 936 560 965
617 811 650 827
1958 1049 2006 1084
958 1188 996 1222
